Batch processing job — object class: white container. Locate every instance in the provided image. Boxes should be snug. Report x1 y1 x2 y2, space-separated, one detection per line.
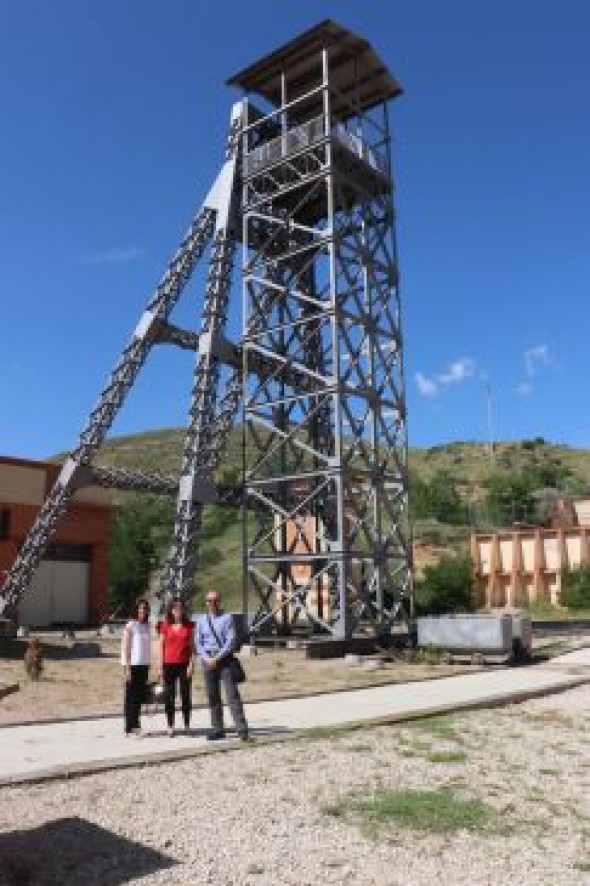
417 614 513 654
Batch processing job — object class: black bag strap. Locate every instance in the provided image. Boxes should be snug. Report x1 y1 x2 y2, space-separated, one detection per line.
206 613 225 654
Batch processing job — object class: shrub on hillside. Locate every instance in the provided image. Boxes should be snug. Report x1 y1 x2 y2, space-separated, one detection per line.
560 566 590 610
409 471 468 525
414 555 475 616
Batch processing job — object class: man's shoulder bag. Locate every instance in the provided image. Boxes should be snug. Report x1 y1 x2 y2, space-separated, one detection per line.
206 614 246 684
228 655 246 684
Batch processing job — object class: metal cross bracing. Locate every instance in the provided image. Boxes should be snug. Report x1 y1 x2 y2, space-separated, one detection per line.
0 20 413 642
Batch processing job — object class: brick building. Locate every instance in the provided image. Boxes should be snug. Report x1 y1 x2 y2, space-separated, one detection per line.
0 456 112 627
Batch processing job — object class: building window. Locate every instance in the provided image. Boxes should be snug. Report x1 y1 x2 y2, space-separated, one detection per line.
0 508 10 540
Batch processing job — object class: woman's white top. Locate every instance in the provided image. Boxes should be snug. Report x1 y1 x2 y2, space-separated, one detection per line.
121 619 152 666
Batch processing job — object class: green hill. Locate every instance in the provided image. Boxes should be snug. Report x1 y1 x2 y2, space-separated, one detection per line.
54 429 590 610
91 428 590 501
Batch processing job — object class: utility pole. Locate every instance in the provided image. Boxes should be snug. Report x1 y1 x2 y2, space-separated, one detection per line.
484 381 495 461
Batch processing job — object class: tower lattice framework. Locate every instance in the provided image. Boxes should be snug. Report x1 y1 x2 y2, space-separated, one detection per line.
0 21 412 641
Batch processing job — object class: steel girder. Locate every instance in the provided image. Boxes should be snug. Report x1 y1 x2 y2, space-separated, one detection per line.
0 105 245 619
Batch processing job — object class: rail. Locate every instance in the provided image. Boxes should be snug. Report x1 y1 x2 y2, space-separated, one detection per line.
244 116 389 179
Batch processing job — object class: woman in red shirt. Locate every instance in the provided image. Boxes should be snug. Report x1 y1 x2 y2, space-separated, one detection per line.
158 598 195 736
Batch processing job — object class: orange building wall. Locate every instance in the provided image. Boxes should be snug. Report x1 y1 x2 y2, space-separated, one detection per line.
0 456 112 625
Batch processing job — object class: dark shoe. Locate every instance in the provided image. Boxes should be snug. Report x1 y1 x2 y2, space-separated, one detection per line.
206 730 226 741
238 732 252 742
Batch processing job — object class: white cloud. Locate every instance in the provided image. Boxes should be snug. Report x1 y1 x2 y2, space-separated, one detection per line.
75 246 145 265
516 381 533 396
437 358 476 386
415 372 439 397
515 343 553 396
415 357 479 398
524 344 550 377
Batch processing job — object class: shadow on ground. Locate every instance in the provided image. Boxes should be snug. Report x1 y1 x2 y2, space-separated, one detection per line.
0 816 176 885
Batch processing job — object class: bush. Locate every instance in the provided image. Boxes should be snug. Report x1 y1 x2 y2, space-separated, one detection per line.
560 566 590 610
415 556 475 616
409 471 468 525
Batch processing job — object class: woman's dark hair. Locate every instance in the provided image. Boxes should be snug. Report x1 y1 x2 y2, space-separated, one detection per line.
165 598 190 625
133 598 150 619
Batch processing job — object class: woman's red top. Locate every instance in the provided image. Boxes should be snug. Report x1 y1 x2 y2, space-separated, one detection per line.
160 620 195 665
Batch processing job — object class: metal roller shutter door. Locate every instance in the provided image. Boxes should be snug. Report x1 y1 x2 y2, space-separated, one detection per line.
17 560 89 627
17 562 53 627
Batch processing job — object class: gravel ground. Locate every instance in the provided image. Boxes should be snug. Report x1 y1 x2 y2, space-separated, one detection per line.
0 684 589 885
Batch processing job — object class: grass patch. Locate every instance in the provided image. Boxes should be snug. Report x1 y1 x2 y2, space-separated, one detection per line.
426 750 468 764
402 738 432 753
412 646 445 665
533 641 578 662
405 715 459 741
524 600 590 621
325 788 493 833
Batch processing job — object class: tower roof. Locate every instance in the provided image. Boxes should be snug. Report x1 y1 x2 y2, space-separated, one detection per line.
227 20 402 120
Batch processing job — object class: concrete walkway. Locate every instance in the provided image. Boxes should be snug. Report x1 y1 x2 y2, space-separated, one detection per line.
1 650 588 786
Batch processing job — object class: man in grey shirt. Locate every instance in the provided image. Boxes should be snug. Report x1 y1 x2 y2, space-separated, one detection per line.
195 589 249 741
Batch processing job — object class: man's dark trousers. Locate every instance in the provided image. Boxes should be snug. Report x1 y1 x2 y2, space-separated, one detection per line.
202 658 248 736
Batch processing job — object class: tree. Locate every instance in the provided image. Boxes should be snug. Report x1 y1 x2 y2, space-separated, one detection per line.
415 555 475 615
483 456 580 527
109 494 174 614
410 471 468 525
483 471 537 525
560 566 590 610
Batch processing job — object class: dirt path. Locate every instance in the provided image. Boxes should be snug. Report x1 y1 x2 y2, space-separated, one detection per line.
0 635 481 725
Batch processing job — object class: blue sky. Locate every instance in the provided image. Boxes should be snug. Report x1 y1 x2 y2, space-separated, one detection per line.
1 0 589 459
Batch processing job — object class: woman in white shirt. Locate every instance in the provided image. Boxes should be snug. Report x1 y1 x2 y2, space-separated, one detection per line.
121 598 152 737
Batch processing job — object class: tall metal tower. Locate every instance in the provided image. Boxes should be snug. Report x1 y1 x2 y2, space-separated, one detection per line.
0 21 412 642
234 22 412 638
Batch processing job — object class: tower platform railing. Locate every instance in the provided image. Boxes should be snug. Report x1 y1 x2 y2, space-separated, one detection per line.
243 115 389 181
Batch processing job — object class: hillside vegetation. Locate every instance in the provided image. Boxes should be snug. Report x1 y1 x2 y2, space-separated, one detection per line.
69 429 590 611
93 429 590 494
